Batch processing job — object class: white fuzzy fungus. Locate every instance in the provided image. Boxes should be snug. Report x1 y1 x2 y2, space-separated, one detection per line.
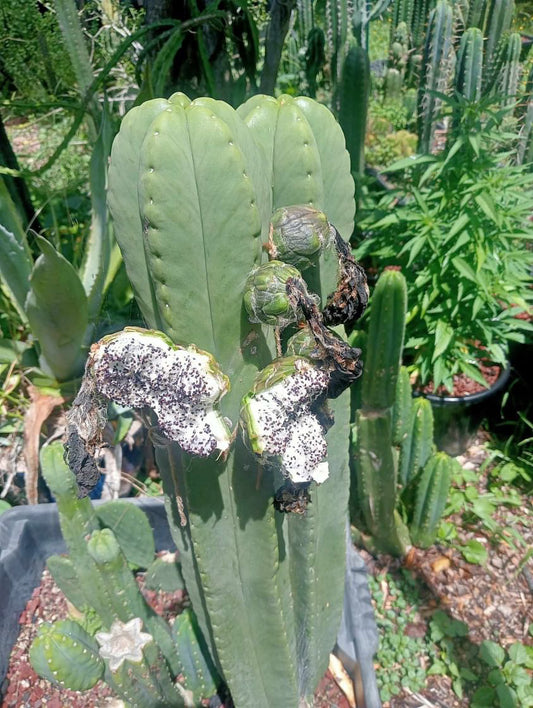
243 361 330 484
90 329 230 456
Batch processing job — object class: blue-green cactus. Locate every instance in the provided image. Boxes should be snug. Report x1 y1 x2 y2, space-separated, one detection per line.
63 92 366 708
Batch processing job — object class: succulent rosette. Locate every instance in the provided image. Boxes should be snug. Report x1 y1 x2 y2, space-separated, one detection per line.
240 356 330 484
88 327 231 456
269 205 334 270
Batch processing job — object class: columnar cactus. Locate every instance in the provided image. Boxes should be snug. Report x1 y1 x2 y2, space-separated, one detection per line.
350 270 459 556
64 93 366 707
417 0 455 154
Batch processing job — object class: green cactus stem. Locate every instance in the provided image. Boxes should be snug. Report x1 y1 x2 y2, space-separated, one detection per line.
104 91 357 707
30 620 104 691
392 365 413 446
399 396 434 486
409 452 458 547
417 0 454 154
454 27 484 103
268 204 334 270
172 608 221 702
338 44 371 176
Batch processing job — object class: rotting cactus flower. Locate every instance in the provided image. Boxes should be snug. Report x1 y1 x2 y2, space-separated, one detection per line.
243 260 309 328
95 618 152 672
268 205 334 270
240 356 330 484
88 328 231 457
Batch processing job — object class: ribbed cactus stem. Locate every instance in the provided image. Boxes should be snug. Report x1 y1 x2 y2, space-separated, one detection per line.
483 0 515 73
361 270 407 411
409 452 458 547
454 27 484 103
102 91 358 707
399 396 434 486
30 620 104 691
338 43 371 176
392 365 413 446
86 528 182 681
417 0 454 154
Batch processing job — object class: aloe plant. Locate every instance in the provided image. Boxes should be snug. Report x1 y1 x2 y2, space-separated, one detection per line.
63 93 369 707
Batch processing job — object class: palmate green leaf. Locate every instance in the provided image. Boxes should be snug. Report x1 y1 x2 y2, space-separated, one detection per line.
452 256 478 283
474 193 500 225
432 320 453 361
25 236 88 381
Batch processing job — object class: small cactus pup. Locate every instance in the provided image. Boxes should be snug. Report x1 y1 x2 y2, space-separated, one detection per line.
30 619 105 691
67 327 231 495
240 356 331 485
267 204 335 270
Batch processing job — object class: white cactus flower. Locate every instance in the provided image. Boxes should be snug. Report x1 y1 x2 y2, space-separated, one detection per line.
95 617 153 672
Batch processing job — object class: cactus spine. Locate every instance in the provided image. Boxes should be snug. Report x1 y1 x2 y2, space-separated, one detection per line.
351 270 458 556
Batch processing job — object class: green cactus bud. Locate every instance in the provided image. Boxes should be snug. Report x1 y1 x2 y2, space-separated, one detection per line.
240 356 330 484
268 205 333 270
87 327 231 458
30 619 104 691
285 325 319 359
243 260 308 327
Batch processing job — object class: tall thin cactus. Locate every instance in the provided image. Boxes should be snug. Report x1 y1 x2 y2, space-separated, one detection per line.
417 0 455 153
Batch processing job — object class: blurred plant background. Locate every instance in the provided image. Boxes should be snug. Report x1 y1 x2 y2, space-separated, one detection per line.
0 0 532 705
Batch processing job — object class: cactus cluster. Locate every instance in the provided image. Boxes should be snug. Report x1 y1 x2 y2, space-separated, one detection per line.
30 442 219 706
350 270 460 556
61 92 369 707
386 0 524 153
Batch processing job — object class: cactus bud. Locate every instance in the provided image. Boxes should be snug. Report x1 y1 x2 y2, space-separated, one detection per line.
86 328 231 458
243 260 309 327
268 205 333 270
240 356 330 484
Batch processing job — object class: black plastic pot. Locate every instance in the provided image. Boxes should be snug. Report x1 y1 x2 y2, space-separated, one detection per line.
0 500 381 707
417 364 512 457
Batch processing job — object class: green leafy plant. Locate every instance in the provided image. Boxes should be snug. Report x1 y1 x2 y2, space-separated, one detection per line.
367 570 429 702
357 106 533 393
438 457 529 564
428 610 533 706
